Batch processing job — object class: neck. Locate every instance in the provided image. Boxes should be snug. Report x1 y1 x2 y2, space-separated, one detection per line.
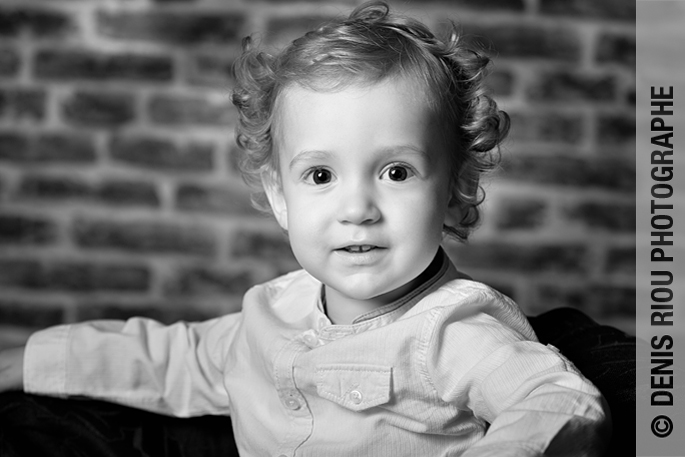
324 284 410 325
324 250 443 325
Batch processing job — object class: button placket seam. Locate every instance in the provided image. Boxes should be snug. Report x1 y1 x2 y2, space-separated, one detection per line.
273 338 313 456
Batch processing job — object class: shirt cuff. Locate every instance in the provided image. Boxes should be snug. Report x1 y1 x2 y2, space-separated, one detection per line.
23 325 70 396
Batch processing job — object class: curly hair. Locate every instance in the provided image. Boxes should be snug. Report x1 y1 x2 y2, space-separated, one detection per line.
231 1 509 241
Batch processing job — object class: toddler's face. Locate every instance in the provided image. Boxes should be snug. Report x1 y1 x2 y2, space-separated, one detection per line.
265 77 453 306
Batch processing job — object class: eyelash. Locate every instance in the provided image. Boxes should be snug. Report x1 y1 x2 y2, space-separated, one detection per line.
301 163 417 185
303 167 334 185
381 162 416 181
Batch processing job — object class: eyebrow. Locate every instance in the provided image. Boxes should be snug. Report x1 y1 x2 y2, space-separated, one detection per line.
288 145 430 171
288 150 333 171
377 145 431 161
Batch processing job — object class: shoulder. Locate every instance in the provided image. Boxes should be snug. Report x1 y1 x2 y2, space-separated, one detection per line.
242 268 320 311
415 279 548 395
411 277 537 344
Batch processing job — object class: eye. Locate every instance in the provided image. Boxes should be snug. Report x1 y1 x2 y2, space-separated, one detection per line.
382 165 413 182
307 168 333 185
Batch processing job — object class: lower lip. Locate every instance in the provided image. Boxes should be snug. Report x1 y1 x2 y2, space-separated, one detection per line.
334 247 386 265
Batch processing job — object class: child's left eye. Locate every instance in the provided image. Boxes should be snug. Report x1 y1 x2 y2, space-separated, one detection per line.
382 165 414 182
303 167 334 185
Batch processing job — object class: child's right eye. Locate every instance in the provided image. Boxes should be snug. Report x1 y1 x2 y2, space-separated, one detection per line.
306 168 333 185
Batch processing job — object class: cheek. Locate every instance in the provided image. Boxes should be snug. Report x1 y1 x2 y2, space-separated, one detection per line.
283 198 322 249
391 192 447 240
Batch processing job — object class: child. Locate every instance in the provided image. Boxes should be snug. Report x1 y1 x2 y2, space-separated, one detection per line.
0 2 609 456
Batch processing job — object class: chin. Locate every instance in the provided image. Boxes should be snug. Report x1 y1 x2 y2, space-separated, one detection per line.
337 286 381 301
334 281 399 302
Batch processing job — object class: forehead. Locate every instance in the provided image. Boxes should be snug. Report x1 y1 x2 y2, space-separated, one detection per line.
277 75 433 115
272 78 442 161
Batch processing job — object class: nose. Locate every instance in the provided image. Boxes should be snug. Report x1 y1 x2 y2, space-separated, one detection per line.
337 182 381 225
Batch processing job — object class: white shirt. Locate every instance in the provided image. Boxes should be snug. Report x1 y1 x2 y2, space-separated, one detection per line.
24 251 609 456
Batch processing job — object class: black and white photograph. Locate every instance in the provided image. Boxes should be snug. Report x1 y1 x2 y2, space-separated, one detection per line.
0 0 640 456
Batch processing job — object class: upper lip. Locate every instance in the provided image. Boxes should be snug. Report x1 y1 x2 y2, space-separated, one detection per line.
334 242 386 251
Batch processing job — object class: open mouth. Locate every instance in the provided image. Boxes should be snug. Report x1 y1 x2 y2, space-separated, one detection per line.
340 245 378 253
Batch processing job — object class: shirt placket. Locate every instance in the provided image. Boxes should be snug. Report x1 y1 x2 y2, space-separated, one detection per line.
273 337 313 457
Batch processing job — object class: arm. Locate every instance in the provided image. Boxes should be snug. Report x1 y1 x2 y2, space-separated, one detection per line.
21 314 242 417
458 342 610 457
427 312 610 457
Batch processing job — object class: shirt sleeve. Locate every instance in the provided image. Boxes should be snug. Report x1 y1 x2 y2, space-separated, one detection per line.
23 313 242 418
426 305 610 457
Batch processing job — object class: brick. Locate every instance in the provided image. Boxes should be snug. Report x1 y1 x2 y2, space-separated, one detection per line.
0 7 73 38
0 88 46 121
98 180 160 207
530 284 585 314
110 135 214 172
62 91 136 127
0 258 150 291
18 174 90 200
596 113 635 145
16 175 160 208
508 111 584 144
536 283 635 318
564 201 635 232
589 284 635 316
527 71 616 103
34 132 97 163
446 242 587 274
540 0 635 21
176 183 255 214
487 69 515 97
486 281 517 302
627 89 635 106
261 0 355 4
0 300 64 328
148 94 235 126
429 0 525 10
0 132 98 164
35 49 174 82
97 10 245 45
596 33 635 68
75 301 212 324
227 143 241 174
495 198 547 230
73 218 217 256
232 230 297 264
0 47 19 76
501 155 635 192
0 132 28 162
164 266 258 296
267 15 336 45
0 213 57 245
606 246 635 275
186 53 235 87
461 23 581 62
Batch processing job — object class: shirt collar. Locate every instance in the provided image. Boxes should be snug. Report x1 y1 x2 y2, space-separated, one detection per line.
317 247 457 327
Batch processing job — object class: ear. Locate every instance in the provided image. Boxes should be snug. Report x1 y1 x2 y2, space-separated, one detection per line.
444 189 462 228
262 170 288 231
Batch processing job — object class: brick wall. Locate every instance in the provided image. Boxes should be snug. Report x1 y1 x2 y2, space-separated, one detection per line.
0 0 635 349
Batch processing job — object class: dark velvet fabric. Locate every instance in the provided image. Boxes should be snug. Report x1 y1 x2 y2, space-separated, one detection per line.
0 393 239 457
0 307 635 457
528 308 637 457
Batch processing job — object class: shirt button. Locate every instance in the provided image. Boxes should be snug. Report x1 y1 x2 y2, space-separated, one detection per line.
303 332 320 348
283 391 301 410
349 390 363 404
